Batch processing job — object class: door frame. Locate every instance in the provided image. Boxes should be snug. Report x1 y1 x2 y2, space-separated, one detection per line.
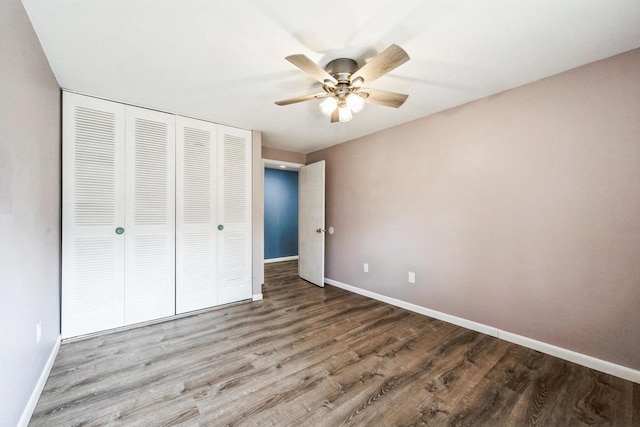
263 159 304 171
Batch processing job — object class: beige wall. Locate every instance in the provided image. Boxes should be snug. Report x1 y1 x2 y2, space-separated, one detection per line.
307 49 640 370
262 146 306 164
0 0 61 424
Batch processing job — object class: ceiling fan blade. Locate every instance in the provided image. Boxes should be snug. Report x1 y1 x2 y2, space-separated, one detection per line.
361 88 409 108
285 54 338 85
331 109 339 123
275 93 326 106
351 44 410 85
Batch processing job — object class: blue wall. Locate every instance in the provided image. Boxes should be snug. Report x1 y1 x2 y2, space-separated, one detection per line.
264 169 299 259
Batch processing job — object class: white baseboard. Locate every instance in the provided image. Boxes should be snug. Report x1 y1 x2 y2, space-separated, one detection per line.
497 330 640 383
18 336 61 427
325 278 640 384
252 293 263 301
325 278 497 337
264 256 298 264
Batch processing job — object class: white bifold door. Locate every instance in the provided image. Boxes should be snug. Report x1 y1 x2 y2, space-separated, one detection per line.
63 93 176 337
124 106 176 325
63 92 251 337
175 117 219 313
62 93 126 338
176 120 252 313
217 126 253 304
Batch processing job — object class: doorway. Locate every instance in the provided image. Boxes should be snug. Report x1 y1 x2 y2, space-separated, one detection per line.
263 159 304 264
262 159 326 288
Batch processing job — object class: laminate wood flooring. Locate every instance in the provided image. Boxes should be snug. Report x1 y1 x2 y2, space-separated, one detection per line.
31 260 639 426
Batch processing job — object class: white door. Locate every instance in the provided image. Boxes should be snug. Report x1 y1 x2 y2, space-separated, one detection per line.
298 160 325 287
124 106 176 324
218 126 253 304
62 92 126 338
176 116 218 313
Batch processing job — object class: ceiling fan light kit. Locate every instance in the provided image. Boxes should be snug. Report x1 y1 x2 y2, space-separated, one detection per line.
275 44 410 123
338 106 353 122
319 96 337 116
346 93 365 113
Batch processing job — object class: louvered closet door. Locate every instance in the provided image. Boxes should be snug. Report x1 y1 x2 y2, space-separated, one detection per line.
218 126 252 304
62 92 126 338
124 106 176 325
176 117 218 313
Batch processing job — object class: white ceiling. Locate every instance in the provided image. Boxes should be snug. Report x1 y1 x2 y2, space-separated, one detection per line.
22 0 640 153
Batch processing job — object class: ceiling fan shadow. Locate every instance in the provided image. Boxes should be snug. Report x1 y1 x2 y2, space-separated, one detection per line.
387 74 478 93
215 70 315 91
340 0 461 51
248 0 408 70
248 0 352 54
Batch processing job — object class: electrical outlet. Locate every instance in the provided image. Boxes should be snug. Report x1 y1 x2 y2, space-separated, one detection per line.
408 272 416 284
36 321 42 344
363 263 369 273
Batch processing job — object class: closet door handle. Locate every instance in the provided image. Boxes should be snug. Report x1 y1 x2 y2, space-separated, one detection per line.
218 224 224 231
115 227 125 235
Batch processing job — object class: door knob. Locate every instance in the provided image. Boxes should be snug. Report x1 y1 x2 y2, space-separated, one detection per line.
115 227 124 235
218 224 224 231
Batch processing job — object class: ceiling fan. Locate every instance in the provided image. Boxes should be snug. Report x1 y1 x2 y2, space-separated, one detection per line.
275 44 410 123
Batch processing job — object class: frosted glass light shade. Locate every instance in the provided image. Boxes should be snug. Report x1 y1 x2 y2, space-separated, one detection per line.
338 106 353 122
346 93 365 113
319 96 338 117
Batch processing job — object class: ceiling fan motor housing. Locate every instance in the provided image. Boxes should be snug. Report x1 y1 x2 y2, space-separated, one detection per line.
325 58 358 83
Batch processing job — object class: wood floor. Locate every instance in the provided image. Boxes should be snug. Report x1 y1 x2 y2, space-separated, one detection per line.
31 260 638 426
